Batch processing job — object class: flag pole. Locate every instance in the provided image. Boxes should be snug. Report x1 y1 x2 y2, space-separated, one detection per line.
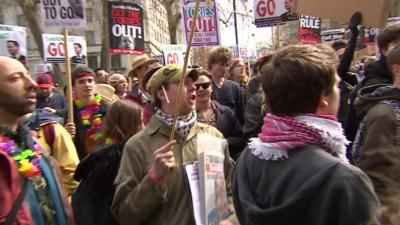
63 28 74 124
169 0 202 140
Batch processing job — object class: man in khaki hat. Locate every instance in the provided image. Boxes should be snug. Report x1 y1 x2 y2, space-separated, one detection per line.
127 55 157 102
112 65 238 225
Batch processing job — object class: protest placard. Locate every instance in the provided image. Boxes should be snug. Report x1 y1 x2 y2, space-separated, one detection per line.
321 29 345 43
298 15 321 44
42 33 87 64
40 0 86 28
180 0 221 47
0 24 27 65
254 0 298 27
293 0 390 28
108 2 145 55
163 44 186 66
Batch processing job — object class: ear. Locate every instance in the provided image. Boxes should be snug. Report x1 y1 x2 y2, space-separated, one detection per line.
315 95 329 115
391 64 400 78
156 88 165 101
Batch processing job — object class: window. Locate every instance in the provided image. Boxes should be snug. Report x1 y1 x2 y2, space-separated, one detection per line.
85 31 95 45
88 55 98 69
86 8 93 23
111 55 121 68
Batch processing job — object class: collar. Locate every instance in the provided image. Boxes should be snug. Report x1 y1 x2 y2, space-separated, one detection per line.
146 116 199 142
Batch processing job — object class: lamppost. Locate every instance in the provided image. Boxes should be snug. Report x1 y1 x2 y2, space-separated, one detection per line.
233 0 239 48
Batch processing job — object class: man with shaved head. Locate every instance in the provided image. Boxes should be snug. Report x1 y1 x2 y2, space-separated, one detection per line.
0 57 74 224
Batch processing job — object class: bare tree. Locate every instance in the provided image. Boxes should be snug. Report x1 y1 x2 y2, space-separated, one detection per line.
16 0 65 86
100 0 110 71
163 0 181 44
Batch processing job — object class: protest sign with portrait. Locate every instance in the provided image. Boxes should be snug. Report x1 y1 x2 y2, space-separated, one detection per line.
108 2 145 55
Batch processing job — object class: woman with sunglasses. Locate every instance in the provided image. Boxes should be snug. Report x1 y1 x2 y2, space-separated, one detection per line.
195 69 246 160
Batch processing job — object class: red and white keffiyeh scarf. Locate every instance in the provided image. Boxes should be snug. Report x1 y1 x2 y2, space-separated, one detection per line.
249 113 349 162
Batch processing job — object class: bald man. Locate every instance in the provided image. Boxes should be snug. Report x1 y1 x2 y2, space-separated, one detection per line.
0 57 74 224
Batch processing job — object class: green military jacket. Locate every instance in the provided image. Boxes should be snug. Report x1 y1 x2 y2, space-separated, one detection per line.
112 116 237 225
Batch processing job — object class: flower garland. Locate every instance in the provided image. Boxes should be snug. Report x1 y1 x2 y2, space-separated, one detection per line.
0 136 42 177
75 94 103 141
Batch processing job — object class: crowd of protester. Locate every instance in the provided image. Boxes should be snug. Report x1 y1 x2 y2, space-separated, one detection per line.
1 12 400 225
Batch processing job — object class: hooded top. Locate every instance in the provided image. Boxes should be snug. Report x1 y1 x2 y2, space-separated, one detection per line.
352 85 400 225
232 144 381 225
362 57 393 87
354 85 400 115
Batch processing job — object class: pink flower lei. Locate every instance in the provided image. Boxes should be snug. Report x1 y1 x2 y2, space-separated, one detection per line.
75 94 104 141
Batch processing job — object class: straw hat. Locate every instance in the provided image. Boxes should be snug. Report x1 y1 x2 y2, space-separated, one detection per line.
127 55 158 78
95 84 119 104
140 61 163 92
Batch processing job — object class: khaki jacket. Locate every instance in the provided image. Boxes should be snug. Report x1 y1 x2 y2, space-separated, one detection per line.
112 116 237 225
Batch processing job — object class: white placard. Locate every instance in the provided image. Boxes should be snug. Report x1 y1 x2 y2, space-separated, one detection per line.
40 0 86 28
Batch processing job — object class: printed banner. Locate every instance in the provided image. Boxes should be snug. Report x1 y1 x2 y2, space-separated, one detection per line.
363 27 378 45
163 44 186 66
42 33 87 64
108 2 145 55
180 0 221 47
227 45 239 58
298 15 321 44
254 0 298 27
321 29 345 43
0 24 27 65
40 0 86 28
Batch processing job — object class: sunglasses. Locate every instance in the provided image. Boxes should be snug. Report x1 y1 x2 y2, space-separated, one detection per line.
195 82 211 90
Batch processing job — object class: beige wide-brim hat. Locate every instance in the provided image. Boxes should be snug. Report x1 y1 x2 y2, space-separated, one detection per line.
140 61 163 92
127 55 158 78
95 84 119 104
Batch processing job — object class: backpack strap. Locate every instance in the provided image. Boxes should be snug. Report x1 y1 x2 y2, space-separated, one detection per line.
4 177 29 225
43 123 56 153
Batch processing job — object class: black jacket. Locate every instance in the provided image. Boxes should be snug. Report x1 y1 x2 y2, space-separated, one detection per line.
213 101 246 160
72 142 125 225
345 57 393 148
233 145 381 225
211 79 245 125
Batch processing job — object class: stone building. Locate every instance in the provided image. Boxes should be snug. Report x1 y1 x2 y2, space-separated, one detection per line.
0 0 181 75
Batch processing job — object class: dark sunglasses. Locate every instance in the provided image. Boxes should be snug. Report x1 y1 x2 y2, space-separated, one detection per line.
195 82 211 90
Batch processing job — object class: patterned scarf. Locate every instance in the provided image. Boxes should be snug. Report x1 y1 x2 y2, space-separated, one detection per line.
249 113 349 162
154 107 197 137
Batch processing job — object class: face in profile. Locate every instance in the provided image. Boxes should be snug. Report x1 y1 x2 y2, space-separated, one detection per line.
120 36 135 49
0 57 37 117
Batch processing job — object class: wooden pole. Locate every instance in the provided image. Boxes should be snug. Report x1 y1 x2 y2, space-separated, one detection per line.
63 28 74 123
170 0 202 141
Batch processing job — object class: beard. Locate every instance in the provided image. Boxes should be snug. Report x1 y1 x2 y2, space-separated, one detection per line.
0 88 36 117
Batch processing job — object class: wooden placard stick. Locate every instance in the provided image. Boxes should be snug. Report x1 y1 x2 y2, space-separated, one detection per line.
170 0 202 141
63 28 74 124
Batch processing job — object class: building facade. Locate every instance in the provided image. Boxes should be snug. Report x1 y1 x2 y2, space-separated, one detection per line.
0 0 181 75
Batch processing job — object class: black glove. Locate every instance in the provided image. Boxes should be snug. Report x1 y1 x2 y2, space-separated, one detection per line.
348 12 363 31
